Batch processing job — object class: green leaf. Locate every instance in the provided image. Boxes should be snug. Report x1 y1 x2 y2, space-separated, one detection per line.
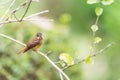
59 53 74 66
101 0 114 5
84 54 94 64
59 60 66 67
91 25 98 32
87 0 100 4
94 37 102 44
95 7 103 16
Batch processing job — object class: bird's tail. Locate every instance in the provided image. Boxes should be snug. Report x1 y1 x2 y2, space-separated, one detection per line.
18 47 28 55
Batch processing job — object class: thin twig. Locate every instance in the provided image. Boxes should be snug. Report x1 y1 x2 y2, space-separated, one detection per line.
0 18 53 25
11 0 29 14
5 0 32 22
95 16 99 25
63 42 114 70
24 10 49 19
0 0 16 28
89 8 102 63
13 13 19 21
92 42 115 57
20 0 32 21
23 18 53 21
0 33 25 46
35 50 70 80
59 71 64 80
46 50 52 56
0 0 16 21
0 1 50 26
89 16 100 55
0 0 31 26
0 19 20 25
0 33 70 80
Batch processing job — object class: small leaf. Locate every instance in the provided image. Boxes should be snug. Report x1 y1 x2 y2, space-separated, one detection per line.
59 53 74 66
85 54 94 64
95 7 103 16
87 0 100 4
59 60 66 67
91 25 98 32
94 37 102 44
101 0 114 5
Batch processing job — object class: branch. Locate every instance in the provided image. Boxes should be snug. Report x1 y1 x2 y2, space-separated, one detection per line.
92 42 115 57
11 0 30 14
0 33 70 80
24 10 49 19
0 33 25 46
35 50 70 80
89 16 100 55
63 42 114 70
0 0 16 21
20 0 32 21
0 0 31 27
11 0 32 21
0 0 16 28
0 18 53 25
59 71 64 80
0 1 51 26
0 19 20 25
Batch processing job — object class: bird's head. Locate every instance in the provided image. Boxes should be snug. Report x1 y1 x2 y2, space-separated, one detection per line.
36 32 42 39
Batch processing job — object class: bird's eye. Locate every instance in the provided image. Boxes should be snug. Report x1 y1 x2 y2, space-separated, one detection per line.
36 34 40 37
36 33 42 37
36 34 39 37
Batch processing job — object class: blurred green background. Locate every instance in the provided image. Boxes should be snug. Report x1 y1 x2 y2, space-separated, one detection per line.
0 0 120 80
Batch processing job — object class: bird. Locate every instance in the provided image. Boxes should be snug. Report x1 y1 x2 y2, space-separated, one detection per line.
18 32 43 54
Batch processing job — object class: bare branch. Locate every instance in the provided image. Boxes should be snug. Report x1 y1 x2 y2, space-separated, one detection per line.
0 0 32 27
20 0 32 21
24 10 49 19
0 18 53 25
0 0 16 21
59 71 64 80
11 0 30 14
92 42 115 57
0 33 25 46
0 33 70 80
35 50 70 80
0 1 51 26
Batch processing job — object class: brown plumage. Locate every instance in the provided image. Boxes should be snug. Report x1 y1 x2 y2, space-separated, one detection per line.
18 32 43 54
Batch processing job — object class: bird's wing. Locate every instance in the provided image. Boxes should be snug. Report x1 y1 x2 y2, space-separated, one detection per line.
26 37 40 50
18 38 40 54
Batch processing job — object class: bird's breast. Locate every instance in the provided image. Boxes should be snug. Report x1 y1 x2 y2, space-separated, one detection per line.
32 40 42 50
